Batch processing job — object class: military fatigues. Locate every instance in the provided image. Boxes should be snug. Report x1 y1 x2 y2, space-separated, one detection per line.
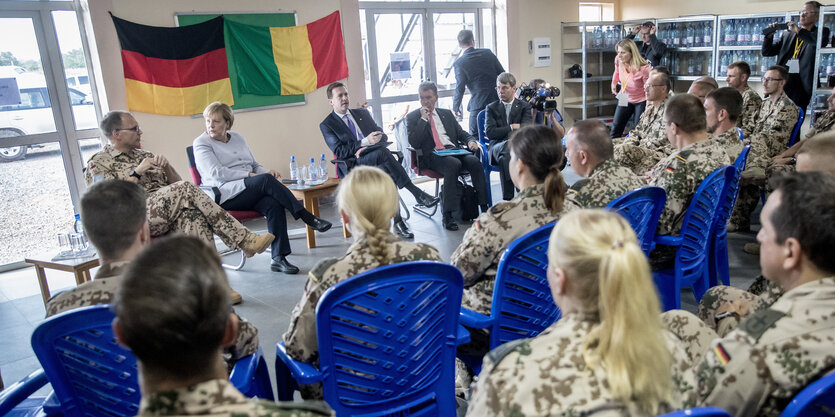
614 99 674 175
283 235 441 399
713 127 744 162
451 184 561 317
697 281 783 338
739 86 763 139
690 278 835 417
466 313 697 417
564 158 645 210
138 378 333 417
85 145 250 249
649 139 731 237
764 109 835 192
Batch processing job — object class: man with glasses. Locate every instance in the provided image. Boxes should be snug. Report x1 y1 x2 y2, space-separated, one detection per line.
625 21 667 67
730 66 799 233
726 61 763 139
762 1 830 111
613 69 674 175
484 72 532 200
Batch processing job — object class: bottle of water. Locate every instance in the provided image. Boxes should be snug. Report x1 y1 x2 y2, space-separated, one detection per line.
289 155 298 180
827 54 835 79
308 157 318 182
719 53 729 76
319 153 328 179
685 23 695 47
703 22 712 47
724 20 735 46
695 55 703 75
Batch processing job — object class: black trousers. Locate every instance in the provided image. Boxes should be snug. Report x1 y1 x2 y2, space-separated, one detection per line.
610 101 646 138
221 174 304 258
489 140 515 200
420 153 489 214
357 147 412 189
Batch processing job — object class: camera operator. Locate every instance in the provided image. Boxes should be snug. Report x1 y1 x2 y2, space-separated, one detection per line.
527 79 565 139
625 21 667 67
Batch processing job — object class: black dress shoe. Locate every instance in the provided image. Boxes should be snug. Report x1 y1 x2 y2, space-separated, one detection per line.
394 218 415 239
271 257 300 274
416 192 440 208
307 217 332 233
443 215 459 231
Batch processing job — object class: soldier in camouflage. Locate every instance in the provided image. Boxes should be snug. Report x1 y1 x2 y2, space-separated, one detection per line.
726 61 763 139
705 87 745 161
563 119 643 210
114 236 332 417
614 70 674 175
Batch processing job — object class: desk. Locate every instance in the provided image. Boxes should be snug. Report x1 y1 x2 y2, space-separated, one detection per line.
24 254 100 307
288 177 350 248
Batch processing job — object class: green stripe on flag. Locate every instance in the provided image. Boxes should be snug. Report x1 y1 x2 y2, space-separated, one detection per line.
225 18 282 96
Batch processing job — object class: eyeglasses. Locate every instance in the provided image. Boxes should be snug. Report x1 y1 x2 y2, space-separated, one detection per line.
762 77 784 83
799 9 818 16
646 84 667 88
116 125 141 132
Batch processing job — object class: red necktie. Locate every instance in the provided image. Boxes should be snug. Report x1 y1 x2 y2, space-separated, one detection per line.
429 112 444 150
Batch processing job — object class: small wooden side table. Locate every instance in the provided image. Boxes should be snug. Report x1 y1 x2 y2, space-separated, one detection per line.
288 177 350 249
24 254 100 307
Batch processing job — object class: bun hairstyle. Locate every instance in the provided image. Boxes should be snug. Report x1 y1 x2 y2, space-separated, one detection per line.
508 125 567 213
548 210 673 415
337 166 399 266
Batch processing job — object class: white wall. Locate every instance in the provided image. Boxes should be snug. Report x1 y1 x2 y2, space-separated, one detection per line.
618 0 803 20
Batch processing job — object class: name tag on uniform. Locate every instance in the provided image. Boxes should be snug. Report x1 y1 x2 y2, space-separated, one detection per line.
616 91 628 107
787 59 800 73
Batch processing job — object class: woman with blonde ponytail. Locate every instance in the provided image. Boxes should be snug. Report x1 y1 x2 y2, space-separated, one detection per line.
282 166 441 399
467 210 697 416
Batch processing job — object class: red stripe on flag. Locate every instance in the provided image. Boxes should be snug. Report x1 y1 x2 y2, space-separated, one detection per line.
307 11 349 88
121 48 229 88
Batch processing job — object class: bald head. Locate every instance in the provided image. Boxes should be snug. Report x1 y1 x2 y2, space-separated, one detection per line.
796 132 835 173
688 81 717 103
694 76 718 89
565 120 613 177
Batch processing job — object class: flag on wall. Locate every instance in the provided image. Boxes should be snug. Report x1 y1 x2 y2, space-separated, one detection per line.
111 14 234 116
224 11 349 96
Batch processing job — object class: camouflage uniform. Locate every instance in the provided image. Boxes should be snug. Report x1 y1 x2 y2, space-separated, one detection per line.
713 127 744 162
283 235 441 399
739 86 763 139
692 277 835 417
138 378 333 416
85 145 249 249
649 139 731 237
451 184 561 317
564 158 644 210
763 109 835 192
466 313 697 417
614 99 674 175
696 280 784 338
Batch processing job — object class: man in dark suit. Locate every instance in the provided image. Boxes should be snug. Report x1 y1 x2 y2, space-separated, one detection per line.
453 29 505 136
485 72 532 200
320 82 439 238
407 81 489 231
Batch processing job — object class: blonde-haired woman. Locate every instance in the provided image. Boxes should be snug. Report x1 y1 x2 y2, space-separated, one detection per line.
282 166 442 399
611 38 651 138
467 210 696 416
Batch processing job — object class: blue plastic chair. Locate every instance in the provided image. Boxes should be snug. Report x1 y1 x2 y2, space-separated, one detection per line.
0 369 49 417
458 222 562 372
737 127 744 142
653 166 735 311
780 371 835 417
788 107 805 148
275 261 464 417
477 109 499 206
605 186 667 256
658 407 731 417
710 145 751 287
229 347 275 401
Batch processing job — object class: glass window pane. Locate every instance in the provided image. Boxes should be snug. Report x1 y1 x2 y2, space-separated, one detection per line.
52 11 96 131
374 13 425 98
433 13 475 91
77 137 102 166
360 12 372 98
481 9 494 51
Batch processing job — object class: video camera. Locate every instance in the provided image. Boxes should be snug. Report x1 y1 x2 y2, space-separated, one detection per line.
517 82 560 111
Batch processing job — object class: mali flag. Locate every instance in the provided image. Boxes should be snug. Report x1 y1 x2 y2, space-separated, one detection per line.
111 15 234 116
224 11 349 96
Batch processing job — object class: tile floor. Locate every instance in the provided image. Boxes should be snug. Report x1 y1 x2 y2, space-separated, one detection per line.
0 168 763 397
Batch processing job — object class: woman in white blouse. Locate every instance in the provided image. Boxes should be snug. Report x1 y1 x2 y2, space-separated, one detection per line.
194 102 331 274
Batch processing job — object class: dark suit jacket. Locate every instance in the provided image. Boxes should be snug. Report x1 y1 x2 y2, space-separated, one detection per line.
453 48 505 114
625 33 667 67
406 107 475 166
484 98 533 143
319 109 388 168
762 25 829 108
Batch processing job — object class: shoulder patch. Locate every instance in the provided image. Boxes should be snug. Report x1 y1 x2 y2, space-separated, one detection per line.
739 308 785 341
489 201 513 215
677 150 692 161
485 339 528 368
309 258 340 283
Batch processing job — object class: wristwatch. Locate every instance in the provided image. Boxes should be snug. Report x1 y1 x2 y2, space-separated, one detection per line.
129 170 142 180
788 156 797 165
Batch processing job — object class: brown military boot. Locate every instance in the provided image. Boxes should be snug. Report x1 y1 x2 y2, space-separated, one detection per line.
239 232 274 258
229 288 243 305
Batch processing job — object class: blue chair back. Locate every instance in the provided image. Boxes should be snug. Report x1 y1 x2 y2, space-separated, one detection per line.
315 261 463 417
605 186 667 256
489 222 561 348
737 127 744 142
780 371 835 417
658 407 731 417
477 109 488 144
709 146 751 287
31 305 141 417
788 107 805 148
229 347 275 401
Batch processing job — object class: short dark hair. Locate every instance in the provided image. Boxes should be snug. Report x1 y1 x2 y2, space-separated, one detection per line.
652 70 672 92
665 93 706 134
728 61 751 77
571 119 613 160
806 1 822 10
651 66 670 76
100 111 129 139
769 172 835 274
641 21 655 28
508 125 566 213
497 72 516 87
706 87 743 123
115 236 231 375
326 82 345 99
767 65 789 81
418 81 438 96
457 29 474 46
81 180 146 260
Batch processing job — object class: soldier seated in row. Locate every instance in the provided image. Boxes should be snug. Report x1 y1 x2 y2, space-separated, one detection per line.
705 87 745 160
726 61 763 139
663 171 835 417
687 79 717 104
614 69 674 175
563 119 643 210
113 235 333 417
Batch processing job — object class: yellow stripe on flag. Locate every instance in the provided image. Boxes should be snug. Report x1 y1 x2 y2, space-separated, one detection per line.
125 78 233 116
270 25 318 95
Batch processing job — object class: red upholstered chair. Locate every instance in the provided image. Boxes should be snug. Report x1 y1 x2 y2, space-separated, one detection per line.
408 148 443 218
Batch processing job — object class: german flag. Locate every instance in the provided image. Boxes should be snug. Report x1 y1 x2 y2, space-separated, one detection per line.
111 14 233 116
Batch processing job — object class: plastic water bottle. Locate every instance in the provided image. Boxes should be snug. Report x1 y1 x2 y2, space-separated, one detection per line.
685 24 695 47
308 157 318 182
703 22 712 46
289 156 298 180
724 20 735 46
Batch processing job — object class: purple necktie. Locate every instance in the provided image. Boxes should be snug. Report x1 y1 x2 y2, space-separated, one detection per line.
343 114 360 141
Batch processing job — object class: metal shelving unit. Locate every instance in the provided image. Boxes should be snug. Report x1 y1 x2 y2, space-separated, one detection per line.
656 15 718 93
811 6 835 125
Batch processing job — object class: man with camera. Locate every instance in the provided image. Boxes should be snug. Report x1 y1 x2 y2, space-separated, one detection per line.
762 1 830 111
453 29 506 136
625 21 667 67
526 79 565 139
485 72 533 201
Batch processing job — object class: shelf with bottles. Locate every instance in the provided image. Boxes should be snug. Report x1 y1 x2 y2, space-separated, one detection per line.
718 15 787 49
562 22 629 53
664 50 714 78
716 49 777 78
656 17 716 50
